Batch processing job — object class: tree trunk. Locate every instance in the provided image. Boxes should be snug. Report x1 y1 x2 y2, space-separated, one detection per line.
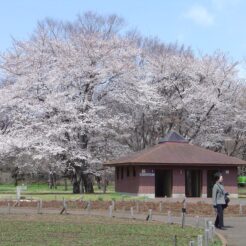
102 170 108 194
95 176 101 189
53 172 57 189
48 171 57 189
12 167 19 186
14 178 18 187
103 181 107 194
86 175 94 193
73 181 80 193
79 174 85 194
64 177 67 191
83 173 94 193
72 169 80 194
48 171 54 189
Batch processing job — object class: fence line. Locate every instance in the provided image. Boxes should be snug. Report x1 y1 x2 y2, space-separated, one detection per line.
0 198 221 246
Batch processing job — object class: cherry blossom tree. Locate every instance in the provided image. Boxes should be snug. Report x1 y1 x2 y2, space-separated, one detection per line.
0 13 149 191
0 12 245 192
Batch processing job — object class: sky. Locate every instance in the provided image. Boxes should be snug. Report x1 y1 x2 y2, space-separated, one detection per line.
1 0 246 75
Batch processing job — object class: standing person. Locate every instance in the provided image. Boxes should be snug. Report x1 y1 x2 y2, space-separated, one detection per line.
212 172 226 230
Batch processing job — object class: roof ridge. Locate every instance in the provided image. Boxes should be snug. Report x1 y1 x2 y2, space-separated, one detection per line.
159 131 188 143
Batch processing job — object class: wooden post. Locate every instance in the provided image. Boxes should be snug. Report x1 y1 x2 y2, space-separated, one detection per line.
195 215 200 227
130 207 134 219
60 198 67 214
211 225 215 241
109 205 113 217
37 201 40 214
40 199 43 212
208 221 213 240
111 200 115 211
173 235 177 246
181 197 186 228
136 200 139 213
7 202 10 214
204 218 209 229
197 235 203 246
159 201 163 213
204 229 209 246
146 209 152 221
87 201 91 214
240 204 243 215
149 209 152 221
64 198 67 213
168 210 173 224
37 200 42 214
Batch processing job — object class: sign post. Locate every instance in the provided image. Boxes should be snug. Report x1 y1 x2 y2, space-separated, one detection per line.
16 185 27 204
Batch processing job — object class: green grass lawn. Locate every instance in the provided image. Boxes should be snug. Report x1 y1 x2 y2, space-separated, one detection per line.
0 183 86 193
0 214 221 246
1 183 246 201
0 183 147 201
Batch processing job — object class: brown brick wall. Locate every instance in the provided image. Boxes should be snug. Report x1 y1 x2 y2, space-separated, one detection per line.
115 166 139 193
221 168 238 194
138 176 155 194
115 165 239 197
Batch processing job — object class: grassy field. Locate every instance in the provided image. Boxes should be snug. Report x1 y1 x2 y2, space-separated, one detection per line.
0 183 147 201
0 214 221 246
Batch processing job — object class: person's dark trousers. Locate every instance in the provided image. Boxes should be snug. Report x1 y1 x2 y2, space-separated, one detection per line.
215 204 224 228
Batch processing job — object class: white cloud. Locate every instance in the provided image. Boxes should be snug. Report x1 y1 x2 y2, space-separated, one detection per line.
185 5 214 27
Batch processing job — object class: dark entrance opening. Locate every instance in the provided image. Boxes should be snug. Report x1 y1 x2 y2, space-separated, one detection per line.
207 170 220 197
155 170 172 197
185 170 202 197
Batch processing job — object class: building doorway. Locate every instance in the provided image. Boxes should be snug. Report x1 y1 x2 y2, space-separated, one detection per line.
207 170 220 197
185 170 202 197
155 169 172 197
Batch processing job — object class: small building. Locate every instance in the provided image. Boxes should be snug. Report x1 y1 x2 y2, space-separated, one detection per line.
104 132 246 198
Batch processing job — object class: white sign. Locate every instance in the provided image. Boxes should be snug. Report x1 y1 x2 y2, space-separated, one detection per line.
16 185 27 201
139 173 155 177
